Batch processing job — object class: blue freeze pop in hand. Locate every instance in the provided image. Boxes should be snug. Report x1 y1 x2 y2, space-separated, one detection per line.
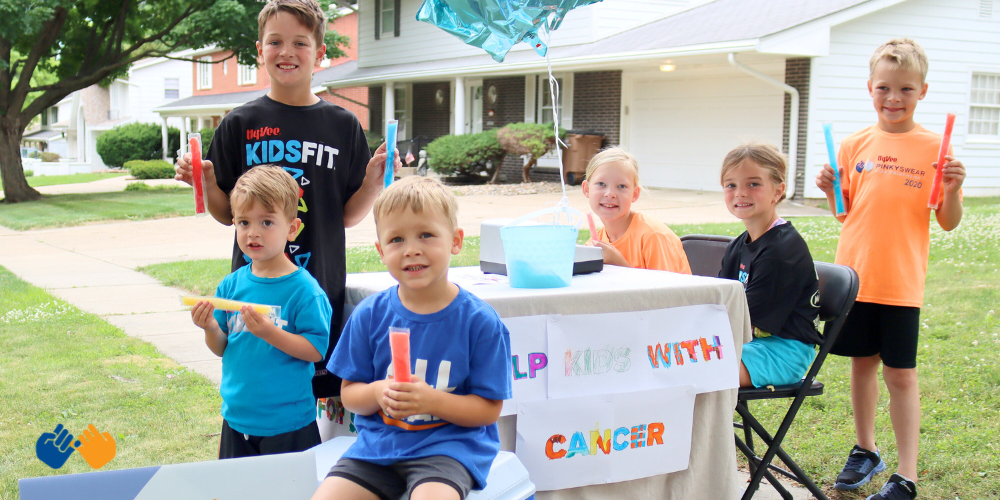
384 120 398 190
822 123 847 217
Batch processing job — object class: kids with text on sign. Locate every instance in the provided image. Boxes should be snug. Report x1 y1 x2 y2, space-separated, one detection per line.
816 38 965 500
311 177 512 500
718 143 822 392
582 147 691 273
190 166 332 458
175 0 401 398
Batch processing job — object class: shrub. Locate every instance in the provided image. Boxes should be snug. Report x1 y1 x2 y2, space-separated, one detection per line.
124 181 188 192
425 130 506 182
496 122 565 182
197 126 215 151
125 159 176 180
96 122 180 168
367 132 384 156
39 152 61 162
24 170 34 177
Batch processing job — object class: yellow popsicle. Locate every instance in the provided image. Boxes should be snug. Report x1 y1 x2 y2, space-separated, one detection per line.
180 296 274 315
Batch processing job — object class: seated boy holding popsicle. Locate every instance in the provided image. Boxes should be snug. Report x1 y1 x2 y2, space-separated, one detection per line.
311 176 512 500
189 165 332 459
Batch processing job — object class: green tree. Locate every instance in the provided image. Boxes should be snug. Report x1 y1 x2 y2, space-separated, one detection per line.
496 122 565 182
0 0 350 203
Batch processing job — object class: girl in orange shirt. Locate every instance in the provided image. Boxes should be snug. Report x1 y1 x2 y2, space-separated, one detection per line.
582 147 691 273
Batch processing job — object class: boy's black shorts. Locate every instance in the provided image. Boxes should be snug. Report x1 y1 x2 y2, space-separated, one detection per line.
326 456 474 500
219 419 321 459
830 301 920 369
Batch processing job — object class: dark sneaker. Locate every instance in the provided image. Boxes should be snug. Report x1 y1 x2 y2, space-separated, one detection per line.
834 445 886 490
866 473 917 500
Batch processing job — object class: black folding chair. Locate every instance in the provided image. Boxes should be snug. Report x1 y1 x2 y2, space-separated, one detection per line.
679 233 733 277
680 235 860 500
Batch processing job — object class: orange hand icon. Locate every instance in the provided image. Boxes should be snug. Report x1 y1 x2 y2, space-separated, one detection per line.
72 424 116 469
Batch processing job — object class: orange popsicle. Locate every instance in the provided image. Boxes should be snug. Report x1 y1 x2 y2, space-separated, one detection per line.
586 213 597 242
389 327 411 382
928 113 956 210
189 134 206 216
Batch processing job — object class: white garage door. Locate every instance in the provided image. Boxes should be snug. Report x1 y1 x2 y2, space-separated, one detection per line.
626 63 786 192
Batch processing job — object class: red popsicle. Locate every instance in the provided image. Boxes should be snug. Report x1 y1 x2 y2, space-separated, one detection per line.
927 113 956 210
189 134 206 216
389 327 411 382
586 213 597 243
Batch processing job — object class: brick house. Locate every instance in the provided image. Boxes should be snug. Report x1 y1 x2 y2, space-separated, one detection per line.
321 0 1000 197
154 8 369 157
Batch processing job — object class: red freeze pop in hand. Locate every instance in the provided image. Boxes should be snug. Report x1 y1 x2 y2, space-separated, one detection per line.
928 113 955 210
586 213 597 242
389 327 411 382
189 134 206 216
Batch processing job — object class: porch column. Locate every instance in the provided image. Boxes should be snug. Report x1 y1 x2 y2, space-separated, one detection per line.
384 81 395 137
180 117 188 158
454 76 465 135
161 118 169 161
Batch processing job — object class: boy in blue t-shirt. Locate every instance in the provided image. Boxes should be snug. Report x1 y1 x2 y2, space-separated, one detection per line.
311 177 512 500
190 165 332 459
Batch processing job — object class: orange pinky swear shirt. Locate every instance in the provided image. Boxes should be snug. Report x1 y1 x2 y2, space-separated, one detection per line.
834 124 959 307
596 212 692 274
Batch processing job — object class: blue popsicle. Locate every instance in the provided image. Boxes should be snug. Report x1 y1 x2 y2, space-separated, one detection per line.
384 120 398 190
822 123 847 217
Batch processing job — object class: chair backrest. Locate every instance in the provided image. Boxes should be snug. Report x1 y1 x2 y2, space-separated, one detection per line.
680 234 734 277
813 261 859 355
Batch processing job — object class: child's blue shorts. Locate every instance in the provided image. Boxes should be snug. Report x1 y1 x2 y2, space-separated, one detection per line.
742 334 816 387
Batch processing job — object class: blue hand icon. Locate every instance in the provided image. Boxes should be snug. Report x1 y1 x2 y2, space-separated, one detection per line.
35 423 75 469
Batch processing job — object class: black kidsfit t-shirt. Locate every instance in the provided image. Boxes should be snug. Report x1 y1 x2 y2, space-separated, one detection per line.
719 222 822 345
209 95 371 397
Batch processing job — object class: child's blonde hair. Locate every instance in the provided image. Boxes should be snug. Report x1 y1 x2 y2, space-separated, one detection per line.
720 142 787 202
231 165 300 221
258 0 327 47
584 146 640 187
374 176 459 231
869 38 928 82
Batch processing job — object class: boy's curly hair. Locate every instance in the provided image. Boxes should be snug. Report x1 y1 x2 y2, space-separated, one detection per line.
230 165 300 221
869 38 928 82
258 0 327 48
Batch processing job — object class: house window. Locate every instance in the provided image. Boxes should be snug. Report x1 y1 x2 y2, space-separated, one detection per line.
537 76 564 124
969 72 1000 138
197 56 213 90
237 63 257 86
375 0 400 39
164 78 180 100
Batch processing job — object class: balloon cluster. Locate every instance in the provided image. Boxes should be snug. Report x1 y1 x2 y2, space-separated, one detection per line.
417 0 602 62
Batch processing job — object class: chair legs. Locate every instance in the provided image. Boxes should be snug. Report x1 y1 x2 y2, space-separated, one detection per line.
734 400 829 500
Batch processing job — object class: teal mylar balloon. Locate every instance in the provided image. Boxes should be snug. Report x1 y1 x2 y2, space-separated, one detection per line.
417 0 603 62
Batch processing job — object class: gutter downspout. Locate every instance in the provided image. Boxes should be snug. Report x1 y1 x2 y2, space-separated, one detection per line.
728 53 799 200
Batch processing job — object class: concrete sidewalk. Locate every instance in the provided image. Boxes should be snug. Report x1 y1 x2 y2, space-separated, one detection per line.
0 179 826 499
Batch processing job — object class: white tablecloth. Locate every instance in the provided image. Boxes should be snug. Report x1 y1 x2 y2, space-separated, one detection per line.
345 266 751 500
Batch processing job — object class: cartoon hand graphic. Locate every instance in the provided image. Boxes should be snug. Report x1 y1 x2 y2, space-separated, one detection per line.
35 423 75 469
72 424 116 469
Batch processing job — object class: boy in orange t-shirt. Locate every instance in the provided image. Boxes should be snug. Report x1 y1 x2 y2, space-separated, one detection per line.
816 38 965 500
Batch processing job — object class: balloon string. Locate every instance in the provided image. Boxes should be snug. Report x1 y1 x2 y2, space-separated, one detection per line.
540 23 569 209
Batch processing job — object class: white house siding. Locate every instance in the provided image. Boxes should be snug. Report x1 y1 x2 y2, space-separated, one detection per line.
806 0 1000 197
358 0 665 68
623 60 786 192
128 58 193 130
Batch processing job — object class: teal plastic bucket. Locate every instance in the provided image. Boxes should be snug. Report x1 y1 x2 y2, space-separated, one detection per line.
500 224 578 288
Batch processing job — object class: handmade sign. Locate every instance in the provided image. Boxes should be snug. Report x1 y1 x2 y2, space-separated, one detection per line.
546 305 738 399
501 315 550 416
515 385 696 491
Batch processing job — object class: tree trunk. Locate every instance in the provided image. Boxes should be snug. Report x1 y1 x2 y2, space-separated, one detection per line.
488 154 506 184
522 157 537 183
0 117 41 203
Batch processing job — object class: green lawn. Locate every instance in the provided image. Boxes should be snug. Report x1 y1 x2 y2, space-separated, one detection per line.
0 266 222 500
0 189 194 230
0 172 128 190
